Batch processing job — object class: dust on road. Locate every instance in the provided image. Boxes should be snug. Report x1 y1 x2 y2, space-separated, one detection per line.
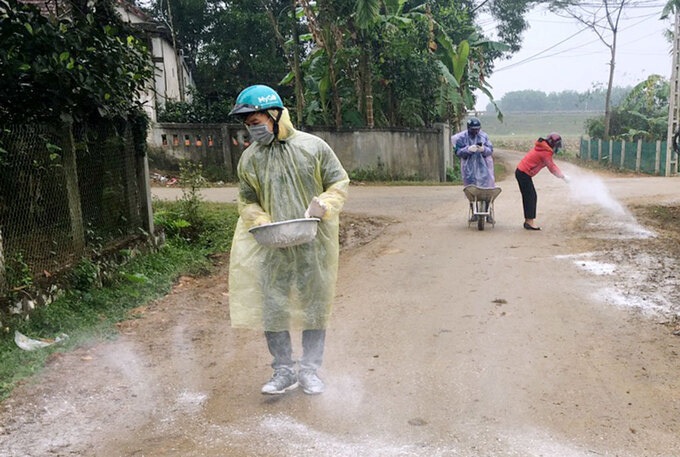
1 150 680 457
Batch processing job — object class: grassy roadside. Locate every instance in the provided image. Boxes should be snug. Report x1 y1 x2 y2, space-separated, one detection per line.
0 200 239 400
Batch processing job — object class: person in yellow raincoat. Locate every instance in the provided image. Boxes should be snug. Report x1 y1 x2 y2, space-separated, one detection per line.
228 85 349 395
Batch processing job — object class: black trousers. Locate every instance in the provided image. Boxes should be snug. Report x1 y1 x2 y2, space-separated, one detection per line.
515 168 537 219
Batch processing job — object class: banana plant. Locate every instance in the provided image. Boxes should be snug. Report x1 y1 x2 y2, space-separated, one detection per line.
422 10 509 126
286 0 508 127
661 0 680 18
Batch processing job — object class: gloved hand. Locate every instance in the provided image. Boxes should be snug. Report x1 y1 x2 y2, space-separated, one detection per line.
562 174 571 183
252 215 272 227
468 145 479 153
304 196 327 219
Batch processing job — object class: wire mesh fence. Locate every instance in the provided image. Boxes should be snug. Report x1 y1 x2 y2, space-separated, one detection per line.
0 121 150 300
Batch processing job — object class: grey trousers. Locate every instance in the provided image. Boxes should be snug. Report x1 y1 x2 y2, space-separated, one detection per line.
264 329 326 372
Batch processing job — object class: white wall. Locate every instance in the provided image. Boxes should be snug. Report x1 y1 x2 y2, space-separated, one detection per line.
115 2 194 122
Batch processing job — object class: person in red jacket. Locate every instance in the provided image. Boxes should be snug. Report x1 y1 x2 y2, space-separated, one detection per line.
515 133 569 230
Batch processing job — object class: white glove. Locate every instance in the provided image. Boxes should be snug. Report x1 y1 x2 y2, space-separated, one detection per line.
468 145 479 153
562 174 571 183
304 197 327 219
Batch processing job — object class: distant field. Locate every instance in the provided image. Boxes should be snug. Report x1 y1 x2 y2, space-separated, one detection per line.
471 111 598 153
475 111 595 136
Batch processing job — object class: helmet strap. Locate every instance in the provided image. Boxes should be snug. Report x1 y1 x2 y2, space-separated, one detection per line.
267 109 283 138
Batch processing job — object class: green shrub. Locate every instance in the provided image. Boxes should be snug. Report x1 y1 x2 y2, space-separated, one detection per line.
0 201 239 400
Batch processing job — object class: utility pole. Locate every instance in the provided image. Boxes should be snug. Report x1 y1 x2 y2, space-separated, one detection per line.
665 10 679 176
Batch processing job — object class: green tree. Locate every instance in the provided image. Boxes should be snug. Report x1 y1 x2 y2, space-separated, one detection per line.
586 75 669 140
193 1 292 109
0 0 153 124
500 90 549 111
258 0 307 125
547 1 658 139
294 1 515 128
140 0 540 128
157 89 233 123
491 86 632 112
661 0 680 19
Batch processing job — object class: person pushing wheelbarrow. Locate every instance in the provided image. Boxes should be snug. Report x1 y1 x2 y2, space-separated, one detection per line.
452 117 501 230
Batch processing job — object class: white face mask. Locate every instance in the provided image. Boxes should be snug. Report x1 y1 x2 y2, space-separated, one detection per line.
247 123 275 144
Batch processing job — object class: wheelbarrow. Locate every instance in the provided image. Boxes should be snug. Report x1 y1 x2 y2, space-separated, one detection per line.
463 185 502 231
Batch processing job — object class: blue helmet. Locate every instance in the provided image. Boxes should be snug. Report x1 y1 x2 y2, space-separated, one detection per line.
229 85 284 117
467 117 481 134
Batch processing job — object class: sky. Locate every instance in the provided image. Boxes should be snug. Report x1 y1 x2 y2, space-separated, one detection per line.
475 2 674 110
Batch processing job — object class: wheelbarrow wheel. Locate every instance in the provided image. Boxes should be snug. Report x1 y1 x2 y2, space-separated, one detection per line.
477 201 487 231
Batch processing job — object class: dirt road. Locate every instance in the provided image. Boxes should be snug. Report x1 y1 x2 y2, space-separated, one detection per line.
2 150 680 457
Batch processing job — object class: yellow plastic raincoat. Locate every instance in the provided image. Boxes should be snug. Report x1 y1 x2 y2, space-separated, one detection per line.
228 109 350 331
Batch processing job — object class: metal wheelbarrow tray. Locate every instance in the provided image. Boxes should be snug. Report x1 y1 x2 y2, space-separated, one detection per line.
463 185 502 231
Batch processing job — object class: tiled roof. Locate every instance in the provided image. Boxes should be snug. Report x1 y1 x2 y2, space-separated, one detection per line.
19 0 147 20
20 0 69 17
115 0 149 20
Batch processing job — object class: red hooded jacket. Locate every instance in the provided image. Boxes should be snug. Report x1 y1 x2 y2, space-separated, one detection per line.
516 138 565 178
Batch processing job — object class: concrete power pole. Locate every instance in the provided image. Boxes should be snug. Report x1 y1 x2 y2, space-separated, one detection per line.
665 10 680 176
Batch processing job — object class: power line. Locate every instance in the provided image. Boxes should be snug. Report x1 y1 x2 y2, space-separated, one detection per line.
494 26 591 71
492 9 667 72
